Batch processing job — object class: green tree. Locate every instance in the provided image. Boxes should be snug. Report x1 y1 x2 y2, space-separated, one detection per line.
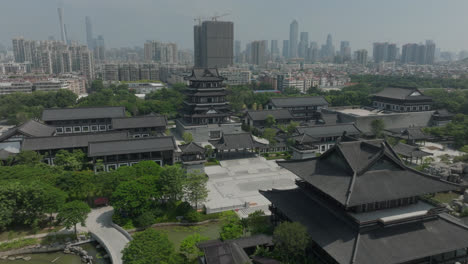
265 115 276 128
179 233 208 261
112 180 152 217
41 184 67 227
134 211 155 229
122 229 179 264
57 201 91 237
247 210 271 235
204 145 214 158
370 119 385 138
8 151 43 166
56 171 95 201
55 89 78 107
54 149 87 171
263 128 277 145
159 165 186 202
273 222 309 263
185 171 208 209
183 132 194 143
220 217 243 241
286 121 299 135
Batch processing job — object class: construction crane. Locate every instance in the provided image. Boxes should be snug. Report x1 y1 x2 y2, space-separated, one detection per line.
210 12 230 21
193 16 206 25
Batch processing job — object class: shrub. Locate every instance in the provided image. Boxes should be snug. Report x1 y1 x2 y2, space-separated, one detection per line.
135 212 155 228
175 201 193 217
184 210 201 223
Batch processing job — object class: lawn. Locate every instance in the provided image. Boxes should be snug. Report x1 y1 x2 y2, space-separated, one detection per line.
152 221 222 250
432 192 460 204
0 225 63 242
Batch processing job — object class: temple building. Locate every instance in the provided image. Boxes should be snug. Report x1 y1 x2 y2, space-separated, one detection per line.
372 87 433 112
176 68 242 142
261 137 468 264
178 142 206 173
209 132 267 159
266 96 329 121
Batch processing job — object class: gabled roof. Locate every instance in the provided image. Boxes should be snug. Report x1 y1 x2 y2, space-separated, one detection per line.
209 133 266 150
111 115 167 130
269 96 328 108
22 131 128 151
296 123 360 138
179 142 205 154
433 109 454 117
88 136 176 157
261 188 468 264
42 106 126 121
186 68 225 81
278 139 458 207
247 109 294 121
385 127 429 140
372 87 432 101
393 142 432 158
0 120 55 142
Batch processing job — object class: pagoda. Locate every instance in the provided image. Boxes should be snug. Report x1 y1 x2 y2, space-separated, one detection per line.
176 68 241 142
182 68 230 125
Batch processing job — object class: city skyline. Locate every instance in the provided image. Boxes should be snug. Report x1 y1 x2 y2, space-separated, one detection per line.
1 0 468 52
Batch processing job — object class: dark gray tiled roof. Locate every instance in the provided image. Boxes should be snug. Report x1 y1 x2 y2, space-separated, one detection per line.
247 109 293 121
42 106 126 121
392 142 432 158
296 123 360 138
209 133 266 150
385 127 430 140
111 115 167 130
88 136 176 157
270 96 328 108
372 87 432 101
261 188 468 264
179 142 205 154
187 68 224 81
278 140 458 207
0 120 55 142
22 131 128 151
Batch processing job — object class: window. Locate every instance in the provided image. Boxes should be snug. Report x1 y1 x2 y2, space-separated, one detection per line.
108 124 112 130
107 164 117 171
142 134 149 137
130 162 139 166
133 134 141 138
82 126 89 132
64 127 72 133
56 127 63 134
91 125 99 132
153 160 162 166
99 125 107 131
118 163 129 167
73 126 81 133
210 131 221 139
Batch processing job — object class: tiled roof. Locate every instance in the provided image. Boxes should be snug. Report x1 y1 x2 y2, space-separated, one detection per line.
296 123 360 138
0 120 55 141
270 96 328 108
42 106 126 121
209 133 266 150
88 136 176 157
247 109 294 121
111 115 167 130
372 87 432 101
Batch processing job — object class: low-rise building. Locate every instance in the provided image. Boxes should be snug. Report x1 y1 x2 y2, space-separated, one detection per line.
266 96 329 121
33 79 69 92
219 69 251 86
372 87 433 112
111 115 167 137
0 81 33 95
127 82 165 94
245 109 294 127
88 136 176 172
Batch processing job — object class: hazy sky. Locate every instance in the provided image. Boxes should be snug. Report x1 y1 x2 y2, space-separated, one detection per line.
1 0 468 52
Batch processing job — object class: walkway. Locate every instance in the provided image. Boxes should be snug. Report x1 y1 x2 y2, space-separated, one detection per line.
84 207 130 264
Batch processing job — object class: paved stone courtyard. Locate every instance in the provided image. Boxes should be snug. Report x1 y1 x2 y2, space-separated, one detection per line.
204 157 298 217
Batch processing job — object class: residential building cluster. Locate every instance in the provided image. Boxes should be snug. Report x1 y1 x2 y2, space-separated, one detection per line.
0 76 86 95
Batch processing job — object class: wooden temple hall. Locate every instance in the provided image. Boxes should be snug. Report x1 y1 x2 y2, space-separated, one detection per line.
261 137 468 264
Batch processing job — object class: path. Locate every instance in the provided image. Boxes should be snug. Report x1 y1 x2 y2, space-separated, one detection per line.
84 207 130 264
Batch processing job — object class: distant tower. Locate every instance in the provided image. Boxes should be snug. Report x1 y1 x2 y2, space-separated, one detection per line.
289 20 298 58
85 16 94 49
194 20 234 68
57 7 67 43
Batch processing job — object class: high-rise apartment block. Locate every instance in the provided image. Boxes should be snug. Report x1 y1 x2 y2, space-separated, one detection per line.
401 41 436 65
144 41 178 64
270 40 279 60
355 49 368 66
251 40 267 66
340 41 351 61
282 40 289 58
85 16 94 50
194 20 234 68
289 20 299 58
298 32 309 59
12 38 94 80
373 42 398 63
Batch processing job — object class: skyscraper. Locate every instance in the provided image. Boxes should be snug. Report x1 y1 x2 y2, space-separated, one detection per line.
322 34 335 59
271 40 279 59
251 40 266 66
85 16 94 50
355 49 368 66
194 20 234 68
282 40 289 58
425 40 436 65
298 32 309 58
234 40 241 62
12 37 25 63
289 20 298 58
340 41 351 61
94 35 105 62
57 8 67 44
387 43 398 62
401 43 418 64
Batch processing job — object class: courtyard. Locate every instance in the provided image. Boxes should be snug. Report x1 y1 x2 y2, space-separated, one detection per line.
204 157 298 218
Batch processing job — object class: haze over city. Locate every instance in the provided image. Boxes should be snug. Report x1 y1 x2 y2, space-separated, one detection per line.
1 0 468 51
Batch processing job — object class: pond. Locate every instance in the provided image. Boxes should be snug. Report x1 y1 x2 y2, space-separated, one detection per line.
0 242 110 264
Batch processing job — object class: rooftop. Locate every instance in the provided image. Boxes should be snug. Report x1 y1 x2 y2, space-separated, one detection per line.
296 123 360 138
372 87 432 101
111 115 167 130
42 106 126 121
88 136 176 157
209 133 266 150
0 119 55 142
269 96 328 108
247 109 294 121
